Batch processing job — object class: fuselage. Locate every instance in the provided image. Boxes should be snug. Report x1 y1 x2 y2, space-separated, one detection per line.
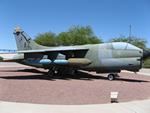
83 42 143 73
12 42 143 73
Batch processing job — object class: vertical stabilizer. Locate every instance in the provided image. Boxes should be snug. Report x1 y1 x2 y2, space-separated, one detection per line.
14 27 48 51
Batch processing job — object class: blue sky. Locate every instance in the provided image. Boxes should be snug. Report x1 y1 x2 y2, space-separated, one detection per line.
0 0 150 49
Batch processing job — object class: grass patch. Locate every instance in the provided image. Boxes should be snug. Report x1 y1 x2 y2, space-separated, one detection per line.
0 56 3 61
143 58 150 68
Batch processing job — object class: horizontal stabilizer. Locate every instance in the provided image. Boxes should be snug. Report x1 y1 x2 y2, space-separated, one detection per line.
0 54 24 62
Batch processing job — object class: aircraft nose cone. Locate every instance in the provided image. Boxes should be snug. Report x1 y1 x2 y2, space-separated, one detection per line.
143 50 150 59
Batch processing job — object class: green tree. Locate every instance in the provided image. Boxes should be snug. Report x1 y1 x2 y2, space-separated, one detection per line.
143 48 150 68
57 32 73 46
57 26 102 46
110 36 147 49
34 32 57 46
34 26 103 46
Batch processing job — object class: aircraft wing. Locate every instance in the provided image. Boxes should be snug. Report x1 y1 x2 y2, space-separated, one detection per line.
17 47 90 67
17 47 89 60
18 47 88 53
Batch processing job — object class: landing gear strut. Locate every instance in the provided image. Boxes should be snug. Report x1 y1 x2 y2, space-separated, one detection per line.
47 70 55 78
47 66 58 78
47 67 68 78
107 73 119 81
47 67 77 78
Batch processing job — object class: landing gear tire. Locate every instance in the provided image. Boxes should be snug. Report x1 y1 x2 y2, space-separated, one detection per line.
108 74 115 81
48 70 55 78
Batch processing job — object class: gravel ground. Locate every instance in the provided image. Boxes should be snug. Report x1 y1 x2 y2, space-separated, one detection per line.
0 62 150 105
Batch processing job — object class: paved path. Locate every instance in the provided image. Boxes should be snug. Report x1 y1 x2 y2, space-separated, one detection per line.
0 62 30 68
122 68 150 76
0 62 150 105
1 99 150 113
0 62 150 112
138 68 150 76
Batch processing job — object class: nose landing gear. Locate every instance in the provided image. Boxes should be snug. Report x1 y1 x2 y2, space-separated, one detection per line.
107 73 119 81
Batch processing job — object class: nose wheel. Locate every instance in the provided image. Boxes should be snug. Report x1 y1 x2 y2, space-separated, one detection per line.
107 73 119 81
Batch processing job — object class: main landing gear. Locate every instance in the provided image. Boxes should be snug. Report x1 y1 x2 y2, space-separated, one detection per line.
47 67 77 78
47 69 55 78
47 67 59 78
107 73 119 81
47 67 70 78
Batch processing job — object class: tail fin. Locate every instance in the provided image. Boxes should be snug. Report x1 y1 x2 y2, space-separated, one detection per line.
14 27 48 51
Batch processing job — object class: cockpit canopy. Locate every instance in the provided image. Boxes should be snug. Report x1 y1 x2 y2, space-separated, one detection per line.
112 42 141 50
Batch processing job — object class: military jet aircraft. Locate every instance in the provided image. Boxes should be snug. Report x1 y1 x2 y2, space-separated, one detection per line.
2 27 150 80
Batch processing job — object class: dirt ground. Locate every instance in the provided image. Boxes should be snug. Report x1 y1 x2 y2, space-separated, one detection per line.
0 62 150 105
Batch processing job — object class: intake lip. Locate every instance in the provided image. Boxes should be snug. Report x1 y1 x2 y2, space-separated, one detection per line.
143 50 150 60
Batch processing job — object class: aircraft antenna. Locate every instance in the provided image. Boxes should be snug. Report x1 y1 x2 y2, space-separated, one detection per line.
128 24 132 43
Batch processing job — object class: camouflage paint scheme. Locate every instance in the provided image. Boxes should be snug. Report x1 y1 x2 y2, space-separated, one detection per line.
6 27 143 74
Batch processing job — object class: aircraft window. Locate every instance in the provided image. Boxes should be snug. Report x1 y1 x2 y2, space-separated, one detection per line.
126 43 139 50
112 42 127 50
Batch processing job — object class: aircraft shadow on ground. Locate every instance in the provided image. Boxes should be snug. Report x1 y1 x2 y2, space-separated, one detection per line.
0 69 149 83
0 69 46 74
